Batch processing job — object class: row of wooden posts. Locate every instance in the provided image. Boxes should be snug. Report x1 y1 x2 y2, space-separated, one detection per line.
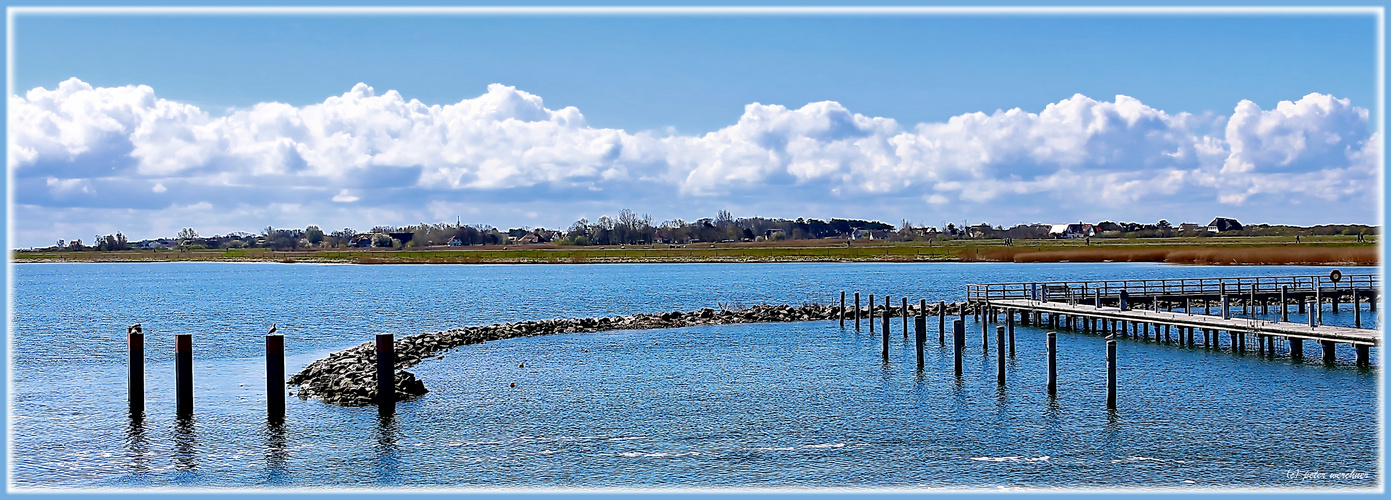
838 291 1119 408
125 325 401 420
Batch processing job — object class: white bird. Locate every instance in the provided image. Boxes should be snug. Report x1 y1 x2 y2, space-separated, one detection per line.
268 323 277 335
128 323 142 335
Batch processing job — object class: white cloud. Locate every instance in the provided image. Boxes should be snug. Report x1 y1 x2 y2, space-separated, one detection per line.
7 78 1378 247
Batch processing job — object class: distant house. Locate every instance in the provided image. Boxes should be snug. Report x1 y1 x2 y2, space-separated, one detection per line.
1207 217 1243 233
137 239 176 250
448 237 465 246
516 233 541 244
764 228 786 240
350 235 373 248
1178 223 1205 233
1048 223 1095 239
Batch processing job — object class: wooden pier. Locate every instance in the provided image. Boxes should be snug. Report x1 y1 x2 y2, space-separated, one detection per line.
966 274 1381 366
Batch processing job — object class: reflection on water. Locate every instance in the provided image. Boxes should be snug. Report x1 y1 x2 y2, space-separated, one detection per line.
263 421 289 486
123 414 149 474
172 417 197 471
374 414 399 485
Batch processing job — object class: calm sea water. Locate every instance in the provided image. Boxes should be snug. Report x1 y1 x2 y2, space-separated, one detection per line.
8 262 1381 490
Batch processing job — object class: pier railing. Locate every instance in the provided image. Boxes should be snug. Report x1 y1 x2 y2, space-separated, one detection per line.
966 274 1380 303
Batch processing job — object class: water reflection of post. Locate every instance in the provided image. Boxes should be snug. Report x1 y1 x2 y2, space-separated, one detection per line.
124 414 150 473
374 414 400 484
264 421 289 485
172 417 198 471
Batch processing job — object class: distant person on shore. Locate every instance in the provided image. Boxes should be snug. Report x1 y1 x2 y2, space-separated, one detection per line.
1296 235 1301 244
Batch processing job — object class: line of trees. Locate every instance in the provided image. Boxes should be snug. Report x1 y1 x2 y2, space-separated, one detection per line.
37 211 1381 252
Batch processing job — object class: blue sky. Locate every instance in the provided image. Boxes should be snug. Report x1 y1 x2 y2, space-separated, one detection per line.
7 7 1383 247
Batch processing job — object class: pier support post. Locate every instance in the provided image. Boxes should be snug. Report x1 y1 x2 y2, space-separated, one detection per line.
1355 344 1370 367
1308 299 1317 327
882 297 890 361
175 333 193 418
869 294 875 333
902 297 909 338
1316 287 1322 324
854 293 861 330
1007 314 1015 358
939 301 946 345
840 291 845 327
953 319 965 377
1332 291 1339 313
996 326 1006 385
1298 293 1306 313
916 299 926 369
981 312 990 351
1320 340 1336 365
1106 339 1117 409
1046 331 1057 396
1289 337 1303 360
1204 329 1211 349
376 333 396 412
1235 330 1244 354
127 325 144 416
1355 291 1362 328
1119 289 1129 311
267 333 285 422
1221 294 1230 319
1281 286 1289 322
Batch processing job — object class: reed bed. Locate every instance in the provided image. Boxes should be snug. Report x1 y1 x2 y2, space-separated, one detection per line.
972 245 1377 265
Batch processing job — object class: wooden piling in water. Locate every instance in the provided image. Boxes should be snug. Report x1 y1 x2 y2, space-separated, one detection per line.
267 333 285 422
1221 294 1230 320
882 297 890 361
953 319 965 377
1106 339 1117 409
1309 299 1317 327
1281 286 1289 322
902 297 909 338
869 294 875 333
376 333 396 412
996 326 1006 385
916 299 926 369
854 292 861 330
1007 313 1015 358
1320 340 1336 364
981 312 990 351
1355 291 1363 328
127 325 144 416
1355 344 1370 367
938 301 946 345
175 333 193 418
1046 331 1057 396
840 291 846 327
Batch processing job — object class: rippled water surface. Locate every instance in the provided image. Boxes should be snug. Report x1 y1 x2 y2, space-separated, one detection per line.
9 262 1381 490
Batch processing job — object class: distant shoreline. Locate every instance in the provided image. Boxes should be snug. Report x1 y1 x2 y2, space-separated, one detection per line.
10 238 1378 266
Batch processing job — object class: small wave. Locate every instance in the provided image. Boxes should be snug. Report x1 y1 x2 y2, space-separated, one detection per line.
803 443 847 449
753 447 797 452
606 436 646 442
1111 456 1187 464
617 451 703 458
971 455 1050 463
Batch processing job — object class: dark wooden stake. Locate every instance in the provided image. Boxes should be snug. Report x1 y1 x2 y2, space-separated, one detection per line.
267 333 285 422
128 326 144 416
175 333 193 418
376 333 396 413
1106 339 1117 409
953 319 964 377
1046 331 1057 396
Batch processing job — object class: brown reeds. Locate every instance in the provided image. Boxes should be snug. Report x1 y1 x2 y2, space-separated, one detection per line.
980 245 1376 266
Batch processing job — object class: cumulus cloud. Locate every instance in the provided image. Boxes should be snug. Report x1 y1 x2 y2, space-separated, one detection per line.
7 78 1379 246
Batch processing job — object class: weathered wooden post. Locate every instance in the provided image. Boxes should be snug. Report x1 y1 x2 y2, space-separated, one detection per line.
376 333 396 413
1355 344 1370 367
1288 336 1302 360
1221 294 1230 319
916 299 927 369
1281 286 1289 322
902 297 909 338
882 297 890 361
1308 299 1317 327
869 294 875 333
1007 313 1015 358
854 292 861 330
840 291 846 328
1315 285 1322 324
1184 297 1191 315
1320 340 1336 364
127 324 144 416
266 332 285 422
981 312 990 351
1119 289 1129 311
953 319 965 377
1106 339 1117 409
1355 291 1363 328
175 333 193 418
996 326 1006 385
1332 290 1340 313
1046 331 1057 396
938 301 946 345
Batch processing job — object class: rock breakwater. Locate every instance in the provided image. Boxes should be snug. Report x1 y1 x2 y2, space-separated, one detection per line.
288 301 980 406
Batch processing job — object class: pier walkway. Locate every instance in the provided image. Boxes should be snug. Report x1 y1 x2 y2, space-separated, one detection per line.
965 274 1381 367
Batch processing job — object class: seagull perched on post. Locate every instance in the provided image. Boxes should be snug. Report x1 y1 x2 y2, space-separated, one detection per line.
268 323 277 335
128 323 142 335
